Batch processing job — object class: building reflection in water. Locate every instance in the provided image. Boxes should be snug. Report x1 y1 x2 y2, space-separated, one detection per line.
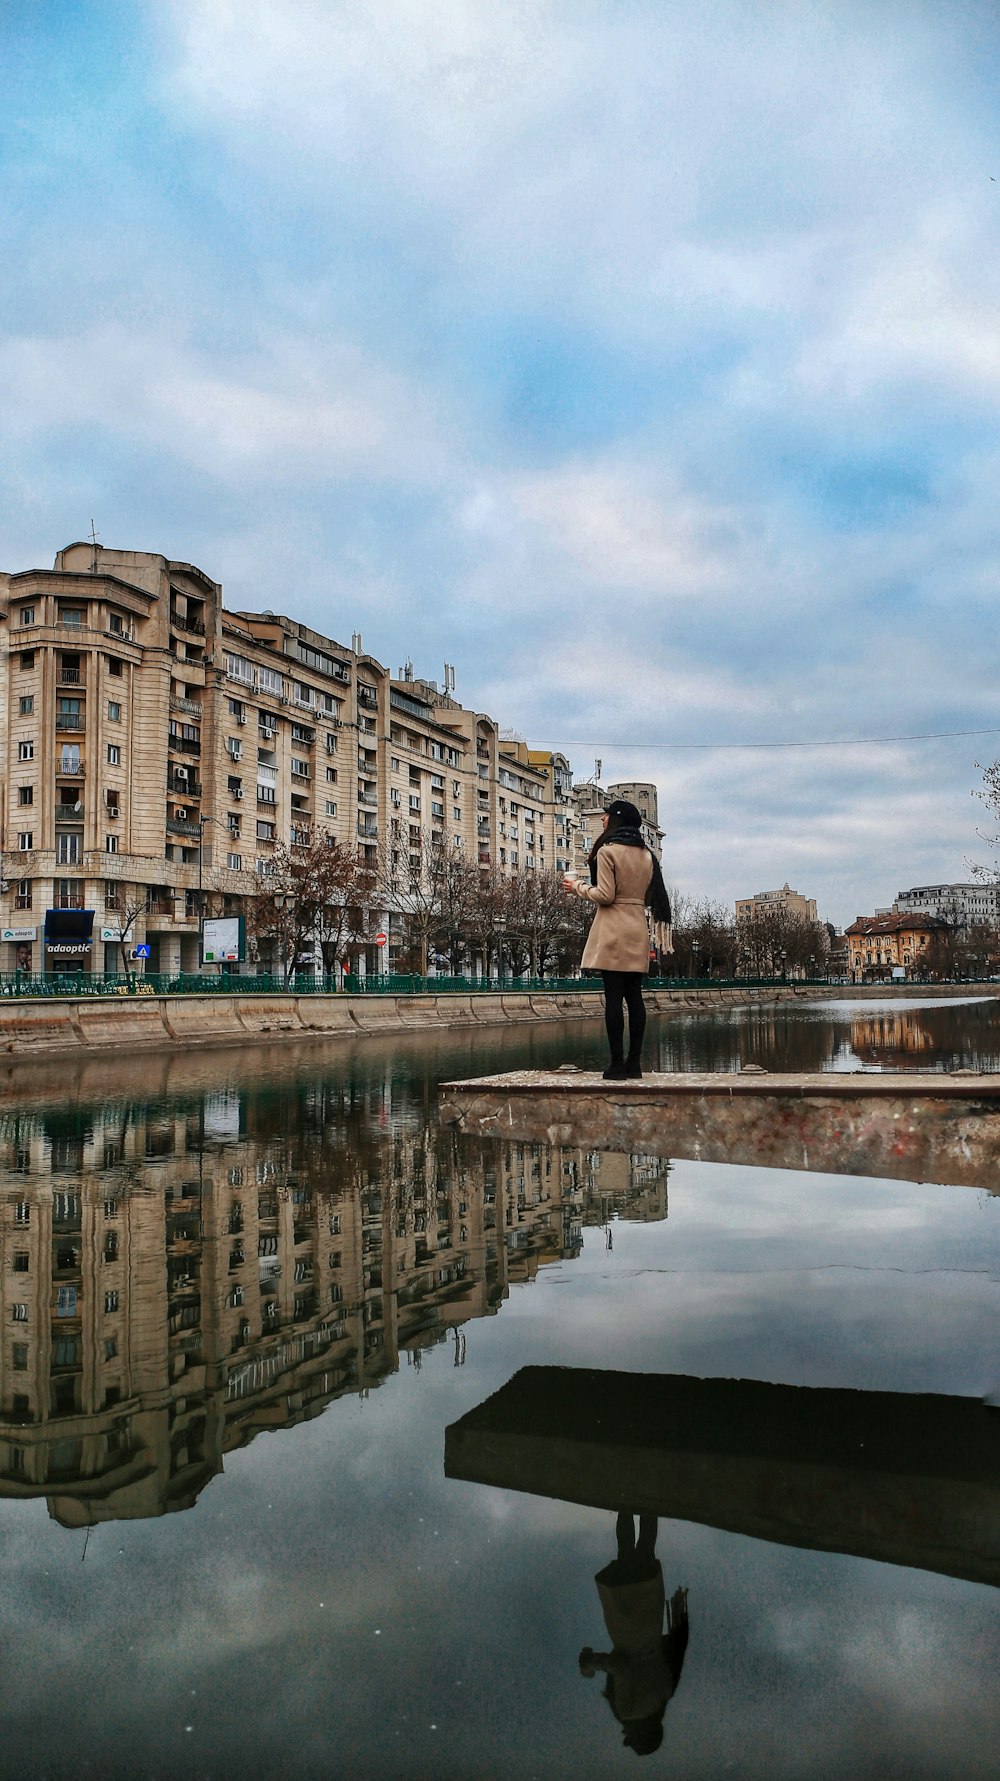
0 1089 669 1528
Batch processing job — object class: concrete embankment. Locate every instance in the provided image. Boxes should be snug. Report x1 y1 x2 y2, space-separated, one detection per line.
0 982 822 1063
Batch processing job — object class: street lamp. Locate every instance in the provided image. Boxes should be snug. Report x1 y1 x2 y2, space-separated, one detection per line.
691 937 700 981
272 891 295 985
495 915 507 982
808 953 816 981
197 814 211 968
780 948 787 984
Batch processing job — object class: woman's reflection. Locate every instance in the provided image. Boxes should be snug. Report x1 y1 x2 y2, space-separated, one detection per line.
579 1512 689 1757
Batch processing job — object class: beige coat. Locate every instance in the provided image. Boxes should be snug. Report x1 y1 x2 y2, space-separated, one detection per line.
573 843 654 973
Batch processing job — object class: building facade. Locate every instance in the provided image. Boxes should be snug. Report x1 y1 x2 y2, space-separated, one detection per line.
735 884 818 926
844 912 948 981
1 544 666 978
893 882 1000 928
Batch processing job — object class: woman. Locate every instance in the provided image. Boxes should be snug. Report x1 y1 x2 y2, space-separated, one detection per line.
564 799 673 1079
579 1512 689 1758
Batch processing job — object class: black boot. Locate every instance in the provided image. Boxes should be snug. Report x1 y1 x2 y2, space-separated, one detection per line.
603 1058 628 1080
622 1054 643 1079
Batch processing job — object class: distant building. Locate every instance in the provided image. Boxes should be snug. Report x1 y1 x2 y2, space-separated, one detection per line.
735 884 818 925
845 912 949 981
894 882 1000 928
567 778 662 878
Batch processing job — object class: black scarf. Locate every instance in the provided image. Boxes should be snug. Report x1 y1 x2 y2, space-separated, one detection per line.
589 825 672 923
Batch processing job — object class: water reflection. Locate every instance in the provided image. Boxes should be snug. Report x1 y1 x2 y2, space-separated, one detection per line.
446 1366 1000 1588
0 1095 669 1526
655 995 1000 1074
580 1514 689 1758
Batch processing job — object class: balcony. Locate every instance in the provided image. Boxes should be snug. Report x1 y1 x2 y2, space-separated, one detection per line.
57 667 84 686
358 791 378 809
57 760 85 778
169 610 206 636
55 803 84 822
357 820 379 839
290 828 312 848
170 695 201 716
166 816 198 838
167 776 202 797
168 735 201 756
257 789 277 806
55 715 85 732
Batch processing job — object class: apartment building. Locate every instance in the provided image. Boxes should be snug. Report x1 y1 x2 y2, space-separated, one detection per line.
3 543 648 977
894 882 1000 927
735 883 819 926
844 912 948 981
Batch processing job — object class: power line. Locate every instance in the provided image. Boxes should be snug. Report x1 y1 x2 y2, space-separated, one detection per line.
528 726 1000 754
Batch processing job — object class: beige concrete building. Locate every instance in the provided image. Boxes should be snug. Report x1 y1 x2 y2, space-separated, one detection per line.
0 544 601 977
735 883 818 926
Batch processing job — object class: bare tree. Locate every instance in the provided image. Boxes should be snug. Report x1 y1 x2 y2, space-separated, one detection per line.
103 884 149 986
376 831 470 977
247 833 375 985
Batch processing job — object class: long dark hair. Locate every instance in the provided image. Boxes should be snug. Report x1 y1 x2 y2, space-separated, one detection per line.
587 800 672 923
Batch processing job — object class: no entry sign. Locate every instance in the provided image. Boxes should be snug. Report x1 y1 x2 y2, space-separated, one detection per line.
374 932 388 946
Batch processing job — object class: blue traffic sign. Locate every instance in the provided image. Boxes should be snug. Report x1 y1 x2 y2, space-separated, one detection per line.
134 944 152 959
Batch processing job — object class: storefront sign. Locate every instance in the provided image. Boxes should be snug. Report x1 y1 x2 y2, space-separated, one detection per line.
100 927 125 941
45 941 93 954
2 927 36 942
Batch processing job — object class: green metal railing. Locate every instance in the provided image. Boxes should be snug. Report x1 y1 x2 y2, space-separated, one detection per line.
0 969 841 1000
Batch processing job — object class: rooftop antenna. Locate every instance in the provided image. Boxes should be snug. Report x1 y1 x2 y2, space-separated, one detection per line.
89 519 100 574
443 662 455 695
595 758 602 783
351 631 363 656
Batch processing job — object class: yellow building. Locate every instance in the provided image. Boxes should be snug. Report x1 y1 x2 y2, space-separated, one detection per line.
845 912 947 981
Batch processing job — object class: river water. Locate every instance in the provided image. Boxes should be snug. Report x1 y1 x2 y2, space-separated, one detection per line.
1 998 998 1779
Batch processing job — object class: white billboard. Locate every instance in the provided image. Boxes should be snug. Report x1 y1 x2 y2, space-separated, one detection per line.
202 916 243 963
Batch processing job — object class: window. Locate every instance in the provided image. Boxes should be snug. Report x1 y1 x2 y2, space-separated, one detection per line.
19 695 33 715
107 656 123 677
61 744 81 772
56 880 84 909
256 820 275 841
259 666 283 696
17 786 33 806
326 766 337 783
104 1336 118 1360
18 741 33 761
15 880 32 910
107 611 126 636
227 814 241 836
14 1203 29 1226
19 606 35 626
20 651 34 669
105 835 118 854
226 652 255 684
60 607 83 627
13 1344 28 1370
11 1304 28 1322
325 800 337 817
227 853 243 871
103 1233 119 1263
12 1252 29 1272
290 759 309 780
17 832 33 852
107 743 121 766
108 701 121 721
57 833 82 865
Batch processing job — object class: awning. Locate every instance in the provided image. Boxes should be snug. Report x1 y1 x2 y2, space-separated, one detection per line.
44 909 95 953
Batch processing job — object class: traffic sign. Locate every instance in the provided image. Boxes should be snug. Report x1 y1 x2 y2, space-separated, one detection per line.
134 943 152 959
374 932 388 946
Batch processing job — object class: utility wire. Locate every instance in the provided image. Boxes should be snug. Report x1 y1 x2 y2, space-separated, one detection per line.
527 726 1000 754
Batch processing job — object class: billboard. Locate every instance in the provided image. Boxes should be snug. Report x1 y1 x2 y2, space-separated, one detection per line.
202 915 244 964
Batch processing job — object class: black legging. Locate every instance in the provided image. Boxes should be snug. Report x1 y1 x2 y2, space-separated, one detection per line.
601 970 646 1062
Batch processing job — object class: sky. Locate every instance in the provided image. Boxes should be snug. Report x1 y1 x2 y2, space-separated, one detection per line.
3 0 1000 927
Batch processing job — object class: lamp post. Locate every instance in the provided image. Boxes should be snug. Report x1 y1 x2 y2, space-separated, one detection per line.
495 915 507 982
197 814 210 970
273 891 293 986
808 953 816 981
780 947 787 984
691 937 700 981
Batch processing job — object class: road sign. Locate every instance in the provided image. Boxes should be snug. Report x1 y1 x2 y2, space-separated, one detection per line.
374 932 388 946
134 943 152 959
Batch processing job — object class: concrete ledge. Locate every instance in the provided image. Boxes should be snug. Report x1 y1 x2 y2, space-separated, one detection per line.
439 1068 1000 1192
76 1002 169 1047
0 1002 81 1052
235 996 305 1034
162 997 240 1042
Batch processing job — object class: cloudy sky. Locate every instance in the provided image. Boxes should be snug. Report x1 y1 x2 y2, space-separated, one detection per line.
3 1 1000 926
